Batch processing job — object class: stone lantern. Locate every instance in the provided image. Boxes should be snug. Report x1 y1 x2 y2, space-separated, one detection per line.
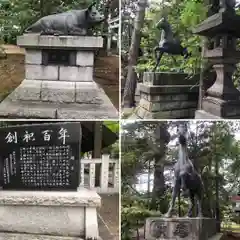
194 0 240 118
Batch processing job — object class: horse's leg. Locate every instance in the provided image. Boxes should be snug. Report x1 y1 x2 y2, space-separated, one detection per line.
166 178 180 217
153 47 163 72
180 173 189 197
196 192 203 217
179 48 191 72
152 47 159 72
171 56 177 65
187 192 195 217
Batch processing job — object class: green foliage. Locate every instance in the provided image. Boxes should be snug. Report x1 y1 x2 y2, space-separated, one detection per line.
180 0 207 26
102 141 119 158
121 194 160 240
122 0 209 75
103 121 119 134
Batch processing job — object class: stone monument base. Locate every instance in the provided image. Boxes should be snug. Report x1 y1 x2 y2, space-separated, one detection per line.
145 217 217 240
0 189 101 239
195 96 240 119
195 110 222 119
0 232 84 240
132 72 199 119
0 80 117 119
0 34 118 119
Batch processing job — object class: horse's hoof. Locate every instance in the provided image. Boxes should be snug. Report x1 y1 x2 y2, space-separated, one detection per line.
165 211 172 218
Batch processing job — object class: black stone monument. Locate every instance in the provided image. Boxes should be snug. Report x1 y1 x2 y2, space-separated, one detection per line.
0 122 81 190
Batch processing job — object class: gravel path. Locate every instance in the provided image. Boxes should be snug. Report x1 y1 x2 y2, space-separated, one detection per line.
98 194 119 240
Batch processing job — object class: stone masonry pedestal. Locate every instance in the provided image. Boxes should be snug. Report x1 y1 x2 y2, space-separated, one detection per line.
132 72 199 119
0 34 118 119
0 189 101 240
145 217 217 240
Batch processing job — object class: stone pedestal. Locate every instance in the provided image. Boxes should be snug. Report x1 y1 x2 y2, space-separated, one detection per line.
132 72 199 119
195 53 240 119
0 189 101 240
195 109 221 119
195 96 240 119
145 217 217 240
0 34 118 119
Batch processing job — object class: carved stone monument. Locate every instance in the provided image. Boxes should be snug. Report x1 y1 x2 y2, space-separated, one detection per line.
0 122 81 190
194 0 240 118
0 3 118 119
145 218 217 240
0 122 101 239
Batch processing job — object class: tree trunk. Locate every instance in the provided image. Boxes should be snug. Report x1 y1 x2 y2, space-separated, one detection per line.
102 0 110 53
202 176 214 218
150 123 170 211
215 159 221 232
122 0 147 108
150 156 165 211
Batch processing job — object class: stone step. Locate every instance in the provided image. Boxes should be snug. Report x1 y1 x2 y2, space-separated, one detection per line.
0 232 84 240
0 99 118 119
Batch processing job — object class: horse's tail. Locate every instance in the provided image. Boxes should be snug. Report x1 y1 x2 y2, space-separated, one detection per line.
182 47 191 59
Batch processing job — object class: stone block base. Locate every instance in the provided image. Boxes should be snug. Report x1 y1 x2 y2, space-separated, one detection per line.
17 34 103 49
199 96 240 119
133 72 199 119
133 106 196 119
0 80 118 119
25 65 94 82
145 217 217 240
0 190 101 239
0 232 84 240
195 110 222 119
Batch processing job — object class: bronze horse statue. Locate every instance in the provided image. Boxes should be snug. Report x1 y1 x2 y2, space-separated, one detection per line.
165 125 204 218
153 17 191 72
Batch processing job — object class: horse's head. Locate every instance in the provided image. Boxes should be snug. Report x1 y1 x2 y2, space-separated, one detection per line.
178 125 187 146
156 17 169 30
179 134 187 146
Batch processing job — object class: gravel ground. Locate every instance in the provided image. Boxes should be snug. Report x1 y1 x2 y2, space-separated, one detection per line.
98 193 119 240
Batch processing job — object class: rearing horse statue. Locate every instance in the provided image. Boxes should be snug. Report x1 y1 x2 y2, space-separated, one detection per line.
165 125 203 218
153 17 191 72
